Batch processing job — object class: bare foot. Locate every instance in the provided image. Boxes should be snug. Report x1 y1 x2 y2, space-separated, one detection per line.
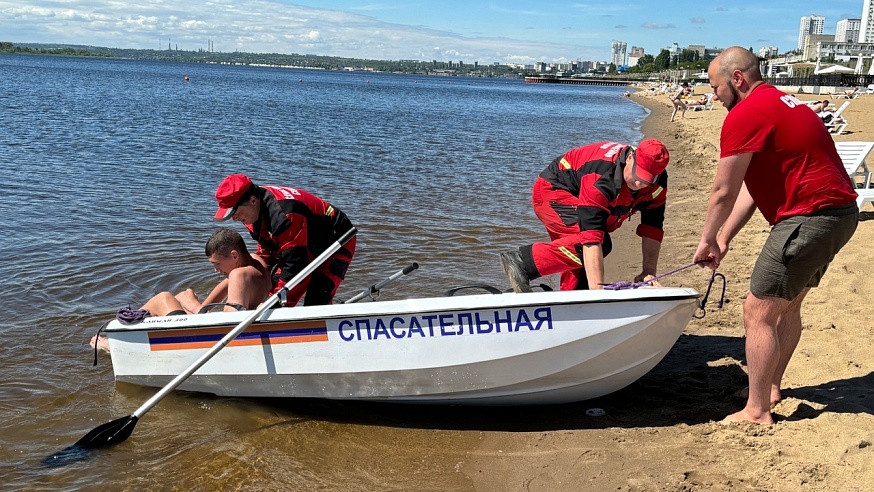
720 409 774 425
733 386 781 407
640 275 662 287
90 335 111 354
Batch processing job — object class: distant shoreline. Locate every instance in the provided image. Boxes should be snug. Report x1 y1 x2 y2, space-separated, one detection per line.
1 41 528 78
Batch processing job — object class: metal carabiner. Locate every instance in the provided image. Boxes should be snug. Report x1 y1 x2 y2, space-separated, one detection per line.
693 270 726 319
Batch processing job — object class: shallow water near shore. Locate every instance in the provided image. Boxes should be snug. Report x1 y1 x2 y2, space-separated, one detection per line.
0 53 651 489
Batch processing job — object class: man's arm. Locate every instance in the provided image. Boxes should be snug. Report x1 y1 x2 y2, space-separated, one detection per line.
582 244 605 289
201 279 229 306
634 237 661 283
693 153 753 268
175 279 229 314
717 182 757 259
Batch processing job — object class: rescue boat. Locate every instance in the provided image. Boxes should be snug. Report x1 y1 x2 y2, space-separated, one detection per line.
102 286 699 405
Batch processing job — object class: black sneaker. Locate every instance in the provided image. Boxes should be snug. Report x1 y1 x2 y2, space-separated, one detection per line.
500 251 532 293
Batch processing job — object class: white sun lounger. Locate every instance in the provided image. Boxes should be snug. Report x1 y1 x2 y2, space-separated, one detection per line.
856 189 874 211
835 141 874 189
823 101 851 135
834 141 874 210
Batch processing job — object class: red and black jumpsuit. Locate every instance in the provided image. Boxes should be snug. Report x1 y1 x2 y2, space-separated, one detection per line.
246 185 356 306
518 142 667 290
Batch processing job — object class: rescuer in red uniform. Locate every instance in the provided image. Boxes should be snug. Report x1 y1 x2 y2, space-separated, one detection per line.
500 139 670 292
214 174 355 306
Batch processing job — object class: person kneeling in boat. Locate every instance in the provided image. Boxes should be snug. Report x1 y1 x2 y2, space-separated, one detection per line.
213 174 356 307
500 139 669 292
90 228 272 352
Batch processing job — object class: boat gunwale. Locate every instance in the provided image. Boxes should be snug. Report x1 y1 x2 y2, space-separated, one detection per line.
103 289 701 334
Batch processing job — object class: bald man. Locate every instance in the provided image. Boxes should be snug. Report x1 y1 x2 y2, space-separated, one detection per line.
693 46 858 424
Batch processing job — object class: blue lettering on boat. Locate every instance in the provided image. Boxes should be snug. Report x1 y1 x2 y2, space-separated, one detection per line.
337 307 552 342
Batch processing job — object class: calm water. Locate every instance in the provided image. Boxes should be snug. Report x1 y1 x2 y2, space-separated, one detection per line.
0 54 648 489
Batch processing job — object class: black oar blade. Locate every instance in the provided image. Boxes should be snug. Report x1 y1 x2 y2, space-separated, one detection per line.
74 415 139 449
41 416 138 468
41 444 92 468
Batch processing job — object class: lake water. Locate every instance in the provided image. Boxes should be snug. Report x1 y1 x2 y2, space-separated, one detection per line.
0 54 648 489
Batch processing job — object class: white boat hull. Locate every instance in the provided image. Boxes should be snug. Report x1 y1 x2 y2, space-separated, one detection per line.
104 288 699 405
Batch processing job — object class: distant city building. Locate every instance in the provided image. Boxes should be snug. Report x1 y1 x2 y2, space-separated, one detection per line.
758 46 779 58
804 33 835 59
836 18 861 43
798 15 825 51
627 46 644 67
686 44 706 58
611 41 627 67
862 1 874 43
815 40 874 61
703 47 723 59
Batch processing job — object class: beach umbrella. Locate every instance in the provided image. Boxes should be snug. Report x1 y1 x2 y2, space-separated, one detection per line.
787 64 794 77
855 56 864 75
815 64 856 74
814 57 822 74
868 57 874 76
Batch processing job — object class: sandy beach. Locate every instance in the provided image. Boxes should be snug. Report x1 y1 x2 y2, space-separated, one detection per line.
463 88 874 491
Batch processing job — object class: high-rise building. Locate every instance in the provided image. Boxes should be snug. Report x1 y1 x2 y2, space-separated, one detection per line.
836 18 861 43
862 1 874 43
611 41 627 67
798 15 825 51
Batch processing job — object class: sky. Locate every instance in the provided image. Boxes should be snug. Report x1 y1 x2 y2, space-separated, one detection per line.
0 1 868 64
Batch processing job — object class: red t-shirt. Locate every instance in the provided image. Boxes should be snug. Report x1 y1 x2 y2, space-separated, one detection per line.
720 84 856 225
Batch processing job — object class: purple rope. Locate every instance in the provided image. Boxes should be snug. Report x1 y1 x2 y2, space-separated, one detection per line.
93 305 152 367
601 259 712 290
117 305 151 324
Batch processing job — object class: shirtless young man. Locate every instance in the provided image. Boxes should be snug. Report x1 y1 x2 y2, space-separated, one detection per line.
90 228 273 352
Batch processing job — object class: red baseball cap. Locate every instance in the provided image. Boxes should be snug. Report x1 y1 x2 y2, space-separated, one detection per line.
214 174 253 221
632 139 669 185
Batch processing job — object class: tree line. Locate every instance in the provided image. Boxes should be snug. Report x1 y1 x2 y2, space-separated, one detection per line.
621 49 709 75
0 42 110 57
0 42 526 76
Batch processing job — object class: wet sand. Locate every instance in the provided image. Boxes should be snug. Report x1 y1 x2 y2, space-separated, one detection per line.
461 89 874 491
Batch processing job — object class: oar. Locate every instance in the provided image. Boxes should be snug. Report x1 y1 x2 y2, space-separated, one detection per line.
68 227 357 452
344 262 418 303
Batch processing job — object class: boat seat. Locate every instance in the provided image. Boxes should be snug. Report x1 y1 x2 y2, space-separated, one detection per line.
444 284 504 296
443 283 553 296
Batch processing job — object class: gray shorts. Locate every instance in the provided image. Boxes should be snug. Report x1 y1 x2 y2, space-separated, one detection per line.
750 204 858 301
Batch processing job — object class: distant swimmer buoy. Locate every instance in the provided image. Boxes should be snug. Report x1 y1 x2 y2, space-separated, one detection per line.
299 78 303 83
184 76 190 81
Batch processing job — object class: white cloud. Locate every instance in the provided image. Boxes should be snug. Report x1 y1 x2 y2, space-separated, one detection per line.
0 0 605 62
